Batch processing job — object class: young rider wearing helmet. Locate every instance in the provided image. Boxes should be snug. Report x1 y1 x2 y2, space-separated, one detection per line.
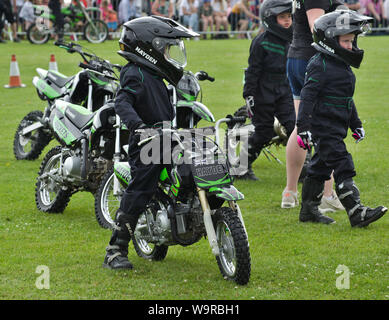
239 0 295 180
296 9 387 227
103 16 198 269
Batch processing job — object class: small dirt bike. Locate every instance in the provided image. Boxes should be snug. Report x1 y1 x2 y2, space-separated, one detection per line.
34 59 128 214
27 0 108 44
13 42 119 160
216 105 289 176
107 127 251 285
94 70 217 229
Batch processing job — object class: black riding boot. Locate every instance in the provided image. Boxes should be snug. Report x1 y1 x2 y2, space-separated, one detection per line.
335 178 387 228
299 177 336 224
102 210 137 269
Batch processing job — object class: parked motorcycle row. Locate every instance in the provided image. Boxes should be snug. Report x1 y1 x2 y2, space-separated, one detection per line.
12 42 287 285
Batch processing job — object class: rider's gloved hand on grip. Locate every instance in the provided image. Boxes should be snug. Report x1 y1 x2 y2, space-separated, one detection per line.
352 127 365 143
297 131 313 151
245 96 254 119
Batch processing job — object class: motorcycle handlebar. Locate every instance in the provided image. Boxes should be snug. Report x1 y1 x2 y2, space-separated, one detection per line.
195 71 215 82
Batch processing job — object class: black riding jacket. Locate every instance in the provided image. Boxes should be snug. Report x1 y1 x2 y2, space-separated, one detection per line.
297 52 362 140
114 63 174 132
243 31 290 104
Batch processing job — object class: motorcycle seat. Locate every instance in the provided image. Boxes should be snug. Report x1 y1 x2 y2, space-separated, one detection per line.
47 71 74 88
65 105 94 130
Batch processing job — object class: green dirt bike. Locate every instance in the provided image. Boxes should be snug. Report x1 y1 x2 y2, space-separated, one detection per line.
27 0 108 44
106 127 251 285
13 42 119 160
94 70 217 229
34 57 128 214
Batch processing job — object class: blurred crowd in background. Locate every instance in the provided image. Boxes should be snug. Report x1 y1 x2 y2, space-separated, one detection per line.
1 0 389 42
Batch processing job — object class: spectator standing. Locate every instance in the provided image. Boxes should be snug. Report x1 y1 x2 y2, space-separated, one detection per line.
118 0 141 25
179 0 199 31
19 0 35 30
48 0 64 42
364 0 387 28
227 0 260 38
100 0 119 31
0 0 21 42
198 0 213 38
151 0 174 18
212 0 228 37
343 0 361 11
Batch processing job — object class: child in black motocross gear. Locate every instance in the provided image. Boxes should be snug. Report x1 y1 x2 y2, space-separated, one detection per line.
296 10 387 227
239 0 295 180
103 16 198 270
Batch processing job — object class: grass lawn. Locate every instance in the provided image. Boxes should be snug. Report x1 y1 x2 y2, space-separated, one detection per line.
0 36 388 300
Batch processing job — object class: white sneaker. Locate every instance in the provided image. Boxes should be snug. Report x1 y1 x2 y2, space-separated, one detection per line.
281 190 299 208
319 191 345 213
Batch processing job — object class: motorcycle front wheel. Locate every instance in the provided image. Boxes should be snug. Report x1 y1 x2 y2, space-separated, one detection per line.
213 207 251 285
35 146 72 213
83 20 108 43
27 23 50 44
13 110 52 160
94 168 121 229
133 207 169 261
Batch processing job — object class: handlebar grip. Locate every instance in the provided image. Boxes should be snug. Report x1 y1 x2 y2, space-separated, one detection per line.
226 115 247 127
78 62 91 70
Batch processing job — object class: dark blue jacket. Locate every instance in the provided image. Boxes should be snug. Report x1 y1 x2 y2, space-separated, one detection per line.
297 52 362 140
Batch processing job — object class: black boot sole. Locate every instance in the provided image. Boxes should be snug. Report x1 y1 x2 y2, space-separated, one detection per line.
102 262 134 270
352 207 387 228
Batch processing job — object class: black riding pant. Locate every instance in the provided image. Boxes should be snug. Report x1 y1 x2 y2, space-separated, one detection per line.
306 135 356 185
119 134 171 222
249 80 295 155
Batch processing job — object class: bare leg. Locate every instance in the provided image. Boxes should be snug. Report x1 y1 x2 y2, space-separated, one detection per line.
284 99 306 194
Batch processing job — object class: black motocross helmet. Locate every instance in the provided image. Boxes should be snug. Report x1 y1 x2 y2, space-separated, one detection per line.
118 16 199 86
260 0 293 41
312 9 373 68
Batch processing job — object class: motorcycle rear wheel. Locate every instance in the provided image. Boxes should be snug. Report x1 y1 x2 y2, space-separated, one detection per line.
83 20 108 43
13 110 52 160
213 207 251 285
94 168 121 229
35 146 72 213
27 23 50 44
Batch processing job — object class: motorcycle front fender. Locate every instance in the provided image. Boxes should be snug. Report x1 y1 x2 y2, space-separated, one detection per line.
209 185 244 201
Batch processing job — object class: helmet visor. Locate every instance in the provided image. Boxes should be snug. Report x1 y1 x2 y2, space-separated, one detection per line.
164 39 187 69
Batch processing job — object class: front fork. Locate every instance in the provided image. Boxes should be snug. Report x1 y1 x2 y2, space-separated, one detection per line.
198 188 220 256
113 114 123 197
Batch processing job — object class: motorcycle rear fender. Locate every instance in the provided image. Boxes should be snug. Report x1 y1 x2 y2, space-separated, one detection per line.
208 185 244 201
36 68 48 79
33 76 63 100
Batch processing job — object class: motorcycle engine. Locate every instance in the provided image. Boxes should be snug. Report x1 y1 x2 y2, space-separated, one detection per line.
62 155 82 182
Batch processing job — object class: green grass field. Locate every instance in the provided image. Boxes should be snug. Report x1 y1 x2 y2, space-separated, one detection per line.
0 37 388 300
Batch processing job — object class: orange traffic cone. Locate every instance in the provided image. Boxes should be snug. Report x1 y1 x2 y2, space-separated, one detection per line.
4 55 26 88
49 54 58 72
